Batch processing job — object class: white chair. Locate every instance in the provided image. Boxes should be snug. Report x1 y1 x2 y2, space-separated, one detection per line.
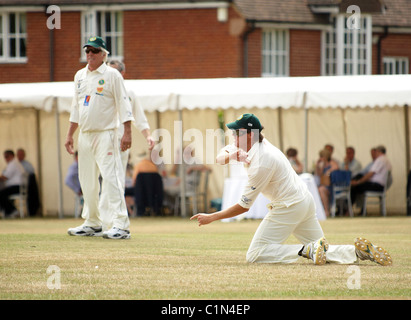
196 170 210 214
174 169 210 216
9 173 29 218
362 171 392 217
330 170 354 218
74 194 83 218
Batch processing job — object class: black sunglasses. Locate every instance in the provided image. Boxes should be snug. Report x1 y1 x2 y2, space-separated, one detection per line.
233 129 249 137
85 47 102 54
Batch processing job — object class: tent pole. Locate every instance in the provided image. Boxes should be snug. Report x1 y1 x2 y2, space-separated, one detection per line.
177 95 187 218
303 92 308 172
278 107 283 152
404 104 410 174
35 109 43 215
54 97 64 219
342 108 348 149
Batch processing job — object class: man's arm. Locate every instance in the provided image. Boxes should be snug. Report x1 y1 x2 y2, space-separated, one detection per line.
120 120 132 152
190 204 248 226
351 171 374 186
65 122 78 155
141 128 155 150
216 148 250 165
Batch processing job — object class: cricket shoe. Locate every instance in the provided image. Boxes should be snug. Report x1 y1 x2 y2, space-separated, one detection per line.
354 237 392 266
103 227 131 240
68 225 103 237
298 237 329 265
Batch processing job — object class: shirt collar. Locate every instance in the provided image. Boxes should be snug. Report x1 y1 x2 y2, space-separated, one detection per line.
87 62 107 74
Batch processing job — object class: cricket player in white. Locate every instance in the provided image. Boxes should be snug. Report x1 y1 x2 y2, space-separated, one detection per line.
191 114 392 266
98 59 155 230
65 36 134 239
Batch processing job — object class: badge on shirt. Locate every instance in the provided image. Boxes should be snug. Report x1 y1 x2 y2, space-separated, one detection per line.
84 95 91 106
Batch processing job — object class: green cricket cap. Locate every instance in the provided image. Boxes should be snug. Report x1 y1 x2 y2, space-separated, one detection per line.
83 36 107 50
226 113 263 131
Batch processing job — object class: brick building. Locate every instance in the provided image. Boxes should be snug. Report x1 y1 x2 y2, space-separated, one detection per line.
0 0 411 83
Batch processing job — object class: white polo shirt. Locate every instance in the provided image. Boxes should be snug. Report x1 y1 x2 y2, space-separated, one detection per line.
238 139 309 209
2 159 24 187
369 154 392 186
70 63 134 132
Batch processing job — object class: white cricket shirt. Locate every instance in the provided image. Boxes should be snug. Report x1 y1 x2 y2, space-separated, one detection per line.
117 89 150 137
70 63 134 131
238 139 309 209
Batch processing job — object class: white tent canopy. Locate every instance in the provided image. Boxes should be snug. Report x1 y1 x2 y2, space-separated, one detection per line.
2 75 411 111
1 74 410 217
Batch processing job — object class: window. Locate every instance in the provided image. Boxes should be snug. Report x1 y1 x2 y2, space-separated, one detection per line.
81 10 123 60
323 15 372 75
262 29 289 77
0 12 27 62
383 57 409 74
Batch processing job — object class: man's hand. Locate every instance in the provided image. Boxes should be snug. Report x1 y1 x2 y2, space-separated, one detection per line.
190 213 215 226
65 136 75 155
65 122 78 155
121 121 132 151
146 135 155 150
231 149 250 164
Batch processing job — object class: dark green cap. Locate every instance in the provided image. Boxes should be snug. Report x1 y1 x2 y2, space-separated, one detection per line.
83 36 107 50
226 113 263 131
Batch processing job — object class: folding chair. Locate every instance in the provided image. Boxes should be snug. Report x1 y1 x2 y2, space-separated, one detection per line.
362 171 392 217
330 170 353 218
9 172 29 218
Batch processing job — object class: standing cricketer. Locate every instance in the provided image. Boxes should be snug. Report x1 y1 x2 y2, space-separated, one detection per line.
96 59 155 230
65 36 134 239
191 114 392 266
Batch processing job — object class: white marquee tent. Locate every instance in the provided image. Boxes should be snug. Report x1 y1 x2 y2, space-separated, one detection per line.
1 74 410 217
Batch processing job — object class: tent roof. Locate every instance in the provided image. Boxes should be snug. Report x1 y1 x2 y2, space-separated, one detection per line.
1 75 411 113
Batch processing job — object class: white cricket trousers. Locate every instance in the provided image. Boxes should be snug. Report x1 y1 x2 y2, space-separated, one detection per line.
78 130 130 230
246 193 357 264
99 145 129 230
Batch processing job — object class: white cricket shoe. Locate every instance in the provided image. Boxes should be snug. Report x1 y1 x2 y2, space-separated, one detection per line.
355 237 392 266
299 237 329 265
103 227 131 240
67 225 103 237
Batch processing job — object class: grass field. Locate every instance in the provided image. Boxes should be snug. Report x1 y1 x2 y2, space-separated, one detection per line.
0 216 410 300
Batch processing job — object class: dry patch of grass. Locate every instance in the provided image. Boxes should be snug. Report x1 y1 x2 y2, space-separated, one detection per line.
0 217 410 300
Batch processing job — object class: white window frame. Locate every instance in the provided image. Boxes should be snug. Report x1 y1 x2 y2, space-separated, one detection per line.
262 29 289 77
322 14 372 76
383 57 409 74
81 9 123 61
0 11 27 63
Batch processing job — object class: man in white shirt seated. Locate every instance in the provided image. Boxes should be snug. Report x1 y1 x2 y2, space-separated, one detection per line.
342 146 362 177
0 150 25 217
350 145 392 205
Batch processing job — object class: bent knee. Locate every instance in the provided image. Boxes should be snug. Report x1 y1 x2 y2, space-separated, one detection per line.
246 249 259 263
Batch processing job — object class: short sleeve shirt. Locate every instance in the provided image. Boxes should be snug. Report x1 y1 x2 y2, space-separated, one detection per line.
70 63 134 132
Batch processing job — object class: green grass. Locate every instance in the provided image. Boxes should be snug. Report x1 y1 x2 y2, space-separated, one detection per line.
0 217 410 300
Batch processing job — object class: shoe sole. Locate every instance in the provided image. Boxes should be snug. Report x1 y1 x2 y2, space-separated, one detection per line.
102 233 131 240
67 231 103 237
313 237 329 265
355 237 392 266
